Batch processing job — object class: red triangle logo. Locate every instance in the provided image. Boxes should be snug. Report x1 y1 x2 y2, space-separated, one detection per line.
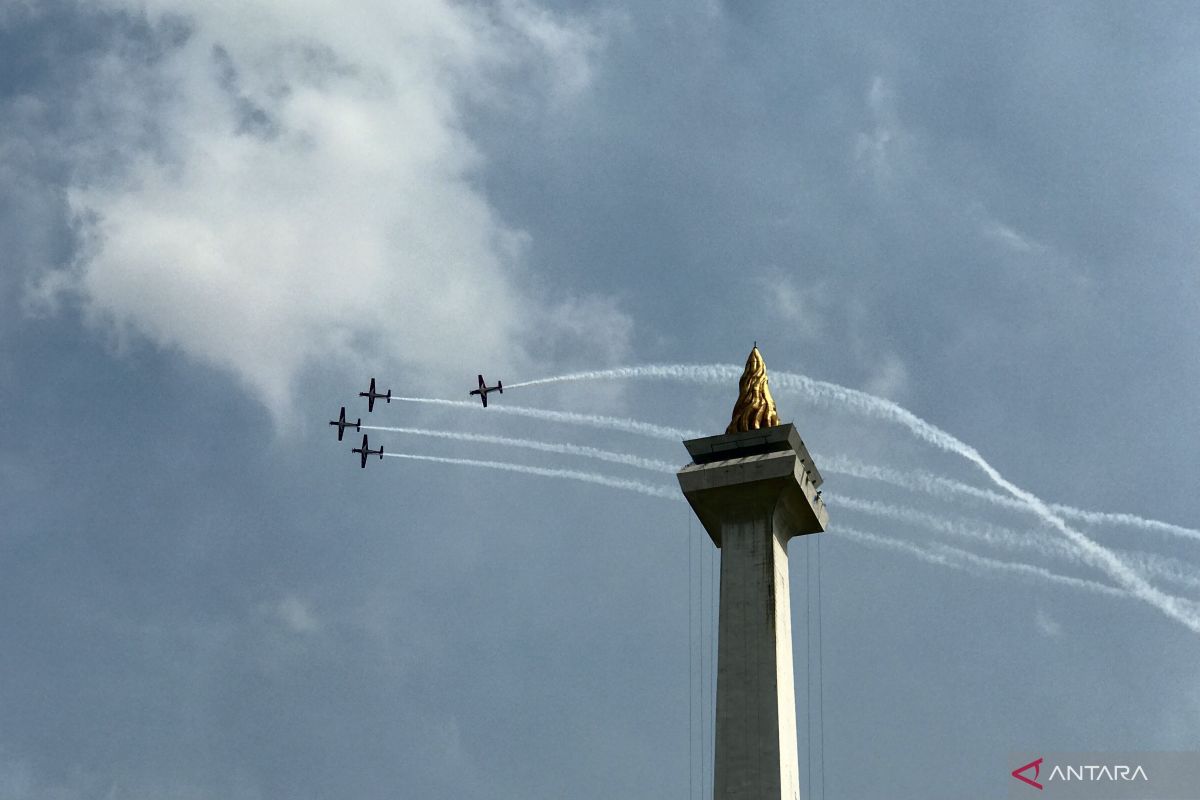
1012 757 1044 790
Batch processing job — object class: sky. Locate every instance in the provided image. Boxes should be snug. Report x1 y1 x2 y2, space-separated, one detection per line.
2 1 1199 798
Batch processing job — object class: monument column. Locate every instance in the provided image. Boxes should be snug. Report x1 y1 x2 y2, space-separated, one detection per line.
677 347 828 800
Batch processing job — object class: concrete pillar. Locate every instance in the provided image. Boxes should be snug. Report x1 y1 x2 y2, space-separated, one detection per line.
678 425 828 800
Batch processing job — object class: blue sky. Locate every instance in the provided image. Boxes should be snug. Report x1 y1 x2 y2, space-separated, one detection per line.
2 2 1199 798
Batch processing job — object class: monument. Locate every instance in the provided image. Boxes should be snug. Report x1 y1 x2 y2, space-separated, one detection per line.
677 345 828 800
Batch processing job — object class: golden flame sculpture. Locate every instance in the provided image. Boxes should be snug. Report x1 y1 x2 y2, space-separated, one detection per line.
726 344 781 433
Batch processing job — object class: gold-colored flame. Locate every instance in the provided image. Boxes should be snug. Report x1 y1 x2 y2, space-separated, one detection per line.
726 345 781 434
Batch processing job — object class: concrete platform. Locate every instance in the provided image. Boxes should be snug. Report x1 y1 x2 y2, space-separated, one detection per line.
678 424 828 548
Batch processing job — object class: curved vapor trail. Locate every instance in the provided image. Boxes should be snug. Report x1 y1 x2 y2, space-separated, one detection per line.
1121 552 1200 595
503 365 745 391
363 425 678 473
365 426 1200 594
367 427 1065 559
835 526 1127 600
382 452 679 499
501 364 1200 633
829 493 1075 561
823 455 1200 544
513 368 1200 542
382 448 1151 603
832 494 1200 595
1048 506 1200 544
390 396 700 441
389 390 1200 543
776 375 1200 631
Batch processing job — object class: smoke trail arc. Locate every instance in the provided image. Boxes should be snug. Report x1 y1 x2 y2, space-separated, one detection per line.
499 364 1200 633
835 526 1127 600
366 427 1200 595
382 448 1154 604
369 429 1200 597
508 367 1200 540
364 425 678 473
828 493 1077 562
390 396 701 440
383 394 1200 544
383 452 680 499
822 455 1200 544
833 494 1200 595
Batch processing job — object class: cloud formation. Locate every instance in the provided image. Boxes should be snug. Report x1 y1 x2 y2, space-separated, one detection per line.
29 0 617 417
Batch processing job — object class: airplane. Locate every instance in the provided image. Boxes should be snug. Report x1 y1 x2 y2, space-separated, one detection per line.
359 377 391 412
469 374 503 407
351 434 383 468
329 406 361 441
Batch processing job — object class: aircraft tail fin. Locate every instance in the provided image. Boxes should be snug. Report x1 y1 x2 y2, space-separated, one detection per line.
497 380 503 394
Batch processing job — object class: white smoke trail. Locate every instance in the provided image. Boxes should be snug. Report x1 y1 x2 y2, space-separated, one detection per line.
503 364 742 390
367 427 1071 564
830 494 1200 595
386 392 1200 545
823 454 1200 544
1121 552 1200 595
383 448 1200 606
835 525 1128 600
390 396 700 441
510 366 1200 542
384 395 1200 544
828 493 1075 562
819 401 1200 631
383 452 680 499
363 427 1200 594
822 454 1027 510
1047 505 1200 544
364 425 678 473
502 364 1200 633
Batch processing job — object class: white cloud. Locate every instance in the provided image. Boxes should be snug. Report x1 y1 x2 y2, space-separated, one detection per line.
853 76 910 184
981 219 1042 254
275 594 320 634
30 0 621 420
1034 608 1062 637
863 352 910 400
539 295 634 366
757 266 823 340
499 0 601 102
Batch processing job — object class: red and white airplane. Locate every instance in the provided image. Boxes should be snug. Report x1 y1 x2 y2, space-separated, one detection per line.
351 434 383 468
469 374 503 407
